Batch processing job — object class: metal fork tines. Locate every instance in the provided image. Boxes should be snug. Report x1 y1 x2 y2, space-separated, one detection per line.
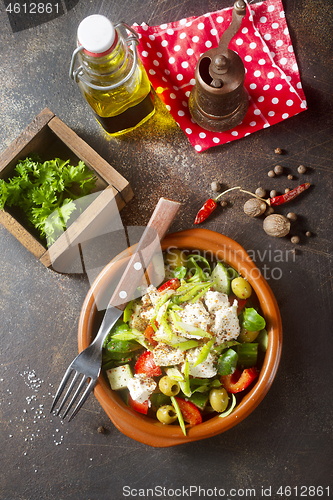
50 360 97 421
50 306 122 421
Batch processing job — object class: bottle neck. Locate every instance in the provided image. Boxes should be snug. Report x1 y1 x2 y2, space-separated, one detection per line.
77 28 130 78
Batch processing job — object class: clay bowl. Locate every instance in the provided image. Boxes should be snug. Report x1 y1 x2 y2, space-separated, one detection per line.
78 228 282 447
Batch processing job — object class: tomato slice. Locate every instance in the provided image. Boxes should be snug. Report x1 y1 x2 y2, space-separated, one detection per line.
220 367 258 394
128 394 149 415
236 298 248 315
174 397 202 426
229 294 248 315
143 321 158 347
158 278 180 292
134 351 162 377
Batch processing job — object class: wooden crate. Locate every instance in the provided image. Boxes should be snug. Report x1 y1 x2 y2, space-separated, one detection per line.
0 108 134 272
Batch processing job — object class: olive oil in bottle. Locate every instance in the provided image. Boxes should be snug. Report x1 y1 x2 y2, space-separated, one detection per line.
70 15 155 136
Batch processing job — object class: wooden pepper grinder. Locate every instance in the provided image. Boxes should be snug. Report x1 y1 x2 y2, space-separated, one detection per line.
189 0 248 132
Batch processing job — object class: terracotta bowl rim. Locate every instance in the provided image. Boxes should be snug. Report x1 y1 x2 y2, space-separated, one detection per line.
78 228 283 447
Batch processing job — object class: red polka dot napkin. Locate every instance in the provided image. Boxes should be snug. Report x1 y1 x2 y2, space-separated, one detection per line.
133 0 307 152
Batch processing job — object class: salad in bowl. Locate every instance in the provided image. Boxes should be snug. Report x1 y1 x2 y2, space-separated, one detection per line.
78 228 282 446
102 247 267 434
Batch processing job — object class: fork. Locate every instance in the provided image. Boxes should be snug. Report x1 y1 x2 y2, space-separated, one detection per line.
50 197 181 421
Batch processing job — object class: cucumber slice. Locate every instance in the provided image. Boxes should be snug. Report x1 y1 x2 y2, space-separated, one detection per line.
211 262 231 294
187 391 209 410
106 364 133 391
257 329 268 352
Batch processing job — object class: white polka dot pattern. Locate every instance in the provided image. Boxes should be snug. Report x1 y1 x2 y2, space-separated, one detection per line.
133 0 307 152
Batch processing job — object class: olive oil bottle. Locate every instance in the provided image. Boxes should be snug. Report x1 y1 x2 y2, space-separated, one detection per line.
70 15 155 136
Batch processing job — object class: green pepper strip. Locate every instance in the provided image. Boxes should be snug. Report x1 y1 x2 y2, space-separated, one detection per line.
169 310 183 330
193 338 215 368
171 396 186 436
214 340 240 354
219 393 237 418
155 290 174 314
160 315 173 340
190 282 214 303
172 316 212 338
183 359 191 397
111 329 150 350
188 254 212 271
177 282 214 303
236 343 258 368
173 280 211 298
187 262 207 283
172 340 199 351
150 317 158 331
175 282 194 294
187 255 211 283
190 378 210 386
123 300 133 323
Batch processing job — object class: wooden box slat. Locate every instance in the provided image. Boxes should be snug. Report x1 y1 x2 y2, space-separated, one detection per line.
47 117 133 203
0 108 133 271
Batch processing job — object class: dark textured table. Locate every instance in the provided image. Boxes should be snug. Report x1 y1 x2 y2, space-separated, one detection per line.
0 1 332 499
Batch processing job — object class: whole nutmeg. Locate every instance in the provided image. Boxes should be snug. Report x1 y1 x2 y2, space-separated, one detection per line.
211 181 221 192
244 198 267 217
263 214 291 237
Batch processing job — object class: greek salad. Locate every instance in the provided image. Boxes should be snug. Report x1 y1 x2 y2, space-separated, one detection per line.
102 249 267 435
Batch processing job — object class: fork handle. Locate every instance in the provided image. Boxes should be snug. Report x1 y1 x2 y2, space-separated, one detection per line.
109 197 181 310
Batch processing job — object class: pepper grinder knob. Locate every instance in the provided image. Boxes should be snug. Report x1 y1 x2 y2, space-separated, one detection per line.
188 0 249 133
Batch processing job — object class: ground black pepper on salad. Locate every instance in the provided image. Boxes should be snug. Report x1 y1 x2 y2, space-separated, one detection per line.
102 250 267 435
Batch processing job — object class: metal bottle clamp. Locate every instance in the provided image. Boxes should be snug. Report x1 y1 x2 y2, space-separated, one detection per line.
69 22 139 91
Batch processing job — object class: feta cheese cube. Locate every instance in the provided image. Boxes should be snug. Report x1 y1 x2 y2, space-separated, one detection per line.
145 285 160 306
140 305 155 322
204 290 229 313
153 343 185 366
127 374 157 404
212 299 240 344
183 348 217 378
178 301 211 337
129 301 148 331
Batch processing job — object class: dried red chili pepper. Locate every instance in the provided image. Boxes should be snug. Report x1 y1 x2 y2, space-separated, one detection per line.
194 186 241 224
194 198 217 224
269 182 310 206
195 183 311 224
240 182 311 206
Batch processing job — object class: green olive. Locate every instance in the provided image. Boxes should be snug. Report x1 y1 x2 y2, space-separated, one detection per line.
231 277 252 299
238 327 260 343
158 376 180 396
156 405 178 424
209 387 229 413
165 249 187 270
